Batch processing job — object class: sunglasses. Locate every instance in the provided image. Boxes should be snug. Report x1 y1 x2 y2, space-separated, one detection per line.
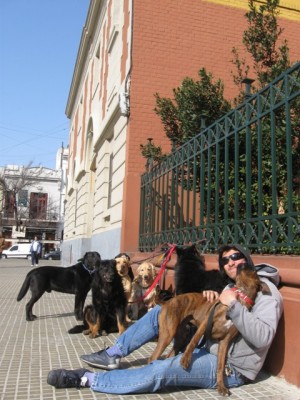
220 252 245 267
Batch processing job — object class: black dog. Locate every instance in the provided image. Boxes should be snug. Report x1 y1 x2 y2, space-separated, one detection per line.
17 251 101 321
174 244 228 295
69 258 128 338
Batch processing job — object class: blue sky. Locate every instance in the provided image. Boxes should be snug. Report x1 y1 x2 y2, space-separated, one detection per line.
0 0 90 169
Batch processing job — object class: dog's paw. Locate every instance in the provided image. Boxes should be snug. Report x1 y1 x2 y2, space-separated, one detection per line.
89 332 99 339
217 385 231 396
180 353 191 370
26 314 37 322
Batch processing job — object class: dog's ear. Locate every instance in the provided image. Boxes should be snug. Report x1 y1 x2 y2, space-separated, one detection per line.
128 266 134 281
175 246 184 256
151 263 157 277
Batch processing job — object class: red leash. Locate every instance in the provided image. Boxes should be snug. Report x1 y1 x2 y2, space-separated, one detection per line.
132 244 176 303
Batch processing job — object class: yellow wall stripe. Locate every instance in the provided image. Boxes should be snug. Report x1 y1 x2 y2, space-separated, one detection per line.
203 0 300 21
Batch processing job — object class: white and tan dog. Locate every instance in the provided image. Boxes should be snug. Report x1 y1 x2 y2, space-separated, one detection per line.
128 261 158 320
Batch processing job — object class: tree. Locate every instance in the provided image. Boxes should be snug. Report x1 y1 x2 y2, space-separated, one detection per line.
231 0 292 96
230 0 300 218
0 164 43 231
154 68 231 148
140 69 231 162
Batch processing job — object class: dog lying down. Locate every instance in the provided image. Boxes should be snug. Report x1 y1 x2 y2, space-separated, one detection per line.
16 252 101 321
149 263 270 396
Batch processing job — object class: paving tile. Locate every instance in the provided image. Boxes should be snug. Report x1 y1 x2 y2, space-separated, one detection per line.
0 258 300 400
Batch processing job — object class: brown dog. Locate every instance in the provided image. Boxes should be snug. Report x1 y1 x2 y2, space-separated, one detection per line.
128 261 158 320
115 255 134 322
115 256 133 301
149 263 269 396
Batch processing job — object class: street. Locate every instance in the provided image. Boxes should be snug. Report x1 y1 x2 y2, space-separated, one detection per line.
0 258 299 399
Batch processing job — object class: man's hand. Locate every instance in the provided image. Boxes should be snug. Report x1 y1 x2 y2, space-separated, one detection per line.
219 289 238 306
202 290 219 302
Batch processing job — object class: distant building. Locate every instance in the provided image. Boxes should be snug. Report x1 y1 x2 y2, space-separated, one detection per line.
63 0 300 262
0 147 68 252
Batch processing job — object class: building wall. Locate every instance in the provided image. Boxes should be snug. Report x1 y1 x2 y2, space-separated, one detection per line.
63 0 300 258
63 0 131 260
0 164 64 247
121 0 300 251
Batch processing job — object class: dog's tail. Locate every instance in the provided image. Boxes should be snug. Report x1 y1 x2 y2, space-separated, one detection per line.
68 325 86 334
17 273 31 301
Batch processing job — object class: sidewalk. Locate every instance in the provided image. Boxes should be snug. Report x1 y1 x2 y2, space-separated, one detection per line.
0 258 300 400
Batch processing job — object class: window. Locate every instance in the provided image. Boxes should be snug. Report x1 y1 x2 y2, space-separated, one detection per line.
4 190 15 217
29 192 48 219
18 190 28 207
107 153 113 209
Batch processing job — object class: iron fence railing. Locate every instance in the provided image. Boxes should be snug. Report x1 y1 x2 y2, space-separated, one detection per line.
139 63 300 254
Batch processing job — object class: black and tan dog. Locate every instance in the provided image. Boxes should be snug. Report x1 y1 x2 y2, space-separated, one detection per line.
149 263 269 396
17 251 101 321
69 258 128 338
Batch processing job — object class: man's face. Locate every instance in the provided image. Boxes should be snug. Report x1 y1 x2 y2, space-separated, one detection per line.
221 249 246 281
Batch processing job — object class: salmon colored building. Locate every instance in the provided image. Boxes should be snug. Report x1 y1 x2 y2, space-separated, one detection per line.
63 0 300 387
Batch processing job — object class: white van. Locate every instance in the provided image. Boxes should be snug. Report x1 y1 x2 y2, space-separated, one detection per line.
2 243 32 259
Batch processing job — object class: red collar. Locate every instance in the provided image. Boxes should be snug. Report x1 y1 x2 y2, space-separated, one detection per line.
230 287 254 306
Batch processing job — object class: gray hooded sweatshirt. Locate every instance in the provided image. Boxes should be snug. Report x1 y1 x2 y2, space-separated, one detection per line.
206 266 283 381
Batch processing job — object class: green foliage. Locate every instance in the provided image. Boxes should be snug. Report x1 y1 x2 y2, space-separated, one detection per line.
153 68 231 148
231 0 292 93
140 139 165 163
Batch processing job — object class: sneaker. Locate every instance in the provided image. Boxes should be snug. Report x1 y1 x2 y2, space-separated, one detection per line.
81 349 121 370
47 368 90 389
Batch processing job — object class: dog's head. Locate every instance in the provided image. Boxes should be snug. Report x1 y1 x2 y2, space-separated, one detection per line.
154 284 174 305
115 256 130 277
115 252 130 261
134 261 157 288
175 244 204 263
79 251 101 272
97 259 118 283
235 263 271 302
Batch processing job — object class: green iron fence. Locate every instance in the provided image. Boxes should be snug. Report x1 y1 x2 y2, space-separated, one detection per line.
139 63 300 254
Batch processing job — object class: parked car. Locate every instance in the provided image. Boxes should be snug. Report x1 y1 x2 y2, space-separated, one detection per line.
43 250 61 260
2 243 31 259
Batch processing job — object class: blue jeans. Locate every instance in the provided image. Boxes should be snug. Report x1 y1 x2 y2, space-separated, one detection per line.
90 306 245 394
31 251 39 265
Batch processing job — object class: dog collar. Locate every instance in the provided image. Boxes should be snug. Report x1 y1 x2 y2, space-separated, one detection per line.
230 287 254 306
82 263 95 275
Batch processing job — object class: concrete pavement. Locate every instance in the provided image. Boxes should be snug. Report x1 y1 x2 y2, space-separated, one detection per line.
0 257 300 400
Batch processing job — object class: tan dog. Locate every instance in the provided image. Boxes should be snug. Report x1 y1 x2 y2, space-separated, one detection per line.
115 256 133 301
115 255 134 322
128 261 158 320
148 263 269 396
